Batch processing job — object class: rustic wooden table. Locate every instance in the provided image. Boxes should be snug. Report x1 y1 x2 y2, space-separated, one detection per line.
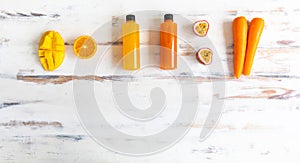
1 0 300 162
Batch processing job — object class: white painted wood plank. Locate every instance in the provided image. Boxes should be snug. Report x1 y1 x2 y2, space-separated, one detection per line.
0 2 299 76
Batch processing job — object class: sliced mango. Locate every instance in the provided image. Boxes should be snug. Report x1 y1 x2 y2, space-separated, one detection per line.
38 31 65 71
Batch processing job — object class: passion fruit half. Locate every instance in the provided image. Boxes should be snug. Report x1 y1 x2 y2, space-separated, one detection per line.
196 48 213 65
193 20 209 37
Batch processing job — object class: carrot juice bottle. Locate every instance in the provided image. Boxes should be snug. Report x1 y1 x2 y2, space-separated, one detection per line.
122 14 140 70
160 14 177 70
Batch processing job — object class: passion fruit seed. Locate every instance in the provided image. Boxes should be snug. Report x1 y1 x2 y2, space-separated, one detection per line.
198 23 207 34
193 21 209 37
196 48 213 65
201 50 211 63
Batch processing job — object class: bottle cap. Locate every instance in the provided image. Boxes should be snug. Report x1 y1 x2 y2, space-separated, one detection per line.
164 14 173 21
126 15 135 21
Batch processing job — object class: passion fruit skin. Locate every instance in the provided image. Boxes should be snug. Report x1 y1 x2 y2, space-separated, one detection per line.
193 20 209 37
196 48 213 65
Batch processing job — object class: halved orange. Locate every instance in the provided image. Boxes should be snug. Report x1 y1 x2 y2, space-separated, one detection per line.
73 35 97 59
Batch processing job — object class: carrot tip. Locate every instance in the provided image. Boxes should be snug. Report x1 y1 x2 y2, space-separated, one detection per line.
243 71 251 76
234 74 242 79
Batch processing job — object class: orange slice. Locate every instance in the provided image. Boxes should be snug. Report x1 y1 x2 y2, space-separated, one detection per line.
73 35 97 59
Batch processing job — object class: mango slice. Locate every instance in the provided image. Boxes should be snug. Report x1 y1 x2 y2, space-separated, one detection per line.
38 31 65 71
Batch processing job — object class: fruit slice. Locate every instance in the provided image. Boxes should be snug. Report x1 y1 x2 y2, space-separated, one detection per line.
73 35 97 59
38 31 65 71
196 48 213 65
193 20 209 37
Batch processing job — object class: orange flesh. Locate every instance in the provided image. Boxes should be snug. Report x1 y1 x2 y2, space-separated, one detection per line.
73 36 97 59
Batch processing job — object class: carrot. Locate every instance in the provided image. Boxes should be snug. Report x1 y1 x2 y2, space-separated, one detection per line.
232 16 248 79
243 18 265 76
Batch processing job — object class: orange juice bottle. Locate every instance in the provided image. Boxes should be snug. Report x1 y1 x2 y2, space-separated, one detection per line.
160 14 177 70
122 15 140 70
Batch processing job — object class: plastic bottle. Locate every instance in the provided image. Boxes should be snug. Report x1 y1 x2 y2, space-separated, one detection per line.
160 14 177 70
122 14 140 70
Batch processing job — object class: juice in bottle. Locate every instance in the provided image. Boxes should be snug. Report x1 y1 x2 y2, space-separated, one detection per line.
160 14 177 70
122 14 140 70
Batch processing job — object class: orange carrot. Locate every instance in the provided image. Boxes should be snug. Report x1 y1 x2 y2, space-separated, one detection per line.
232 16 248 79
243 18 265 76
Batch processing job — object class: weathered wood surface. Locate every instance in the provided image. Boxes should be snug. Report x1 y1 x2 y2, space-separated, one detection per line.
1 0 300 162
